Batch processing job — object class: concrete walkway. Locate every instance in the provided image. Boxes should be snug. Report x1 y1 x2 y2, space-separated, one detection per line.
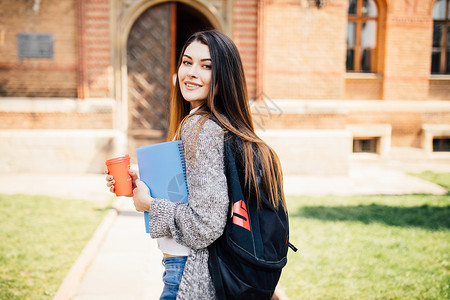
0 158 448 300
69 200 164 300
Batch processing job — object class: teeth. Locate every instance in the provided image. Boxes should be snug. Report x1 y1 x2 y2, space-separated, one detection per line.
186 83 200 88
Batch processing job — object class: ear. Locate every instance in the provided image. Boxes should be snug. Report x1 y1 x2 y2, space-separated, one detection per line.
172 73 177 86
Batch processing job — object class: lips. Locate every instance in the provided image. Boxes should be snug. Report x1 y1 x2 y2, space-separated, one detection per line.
184 81 202 90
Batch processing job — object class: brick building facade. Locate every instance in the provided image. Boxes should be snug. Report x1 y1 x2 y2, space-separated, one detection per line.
0 0 449 175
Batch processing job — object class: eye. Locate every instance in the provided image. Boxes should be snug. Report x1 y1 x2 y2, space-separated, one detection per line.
182 60 192 66
203 64 212 70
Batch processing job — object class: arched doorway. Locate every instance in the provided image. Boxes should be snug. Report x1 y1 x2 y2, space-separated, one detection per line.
126 2 213 150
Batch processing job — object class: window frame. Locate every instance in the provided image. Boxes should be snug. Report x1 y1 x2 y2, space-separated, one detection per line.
346 0 383 74
431 0 450 74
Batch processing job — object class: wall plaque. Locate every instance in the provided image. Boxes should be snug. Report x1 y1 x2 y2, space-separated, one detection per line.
17 33 54 59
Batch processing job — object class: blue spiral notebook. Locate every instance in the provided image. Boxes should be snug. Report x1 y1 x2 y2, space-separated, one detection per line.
136 140 189 233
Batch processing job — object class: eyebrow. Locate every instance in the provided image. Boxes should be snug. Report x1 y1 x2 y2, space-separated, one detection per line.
183 54 211 62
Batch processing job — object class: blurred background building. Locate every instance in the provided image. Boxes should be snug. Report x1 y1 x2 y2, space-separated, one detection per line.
0 0 449 176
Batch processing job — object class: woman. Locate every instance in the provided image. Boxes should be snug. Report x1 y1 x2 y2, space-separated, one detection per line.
106 30 285 300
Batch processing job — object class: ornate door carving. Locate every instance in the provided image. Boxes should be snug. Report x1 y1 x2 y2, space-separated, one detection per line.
127 3 172 138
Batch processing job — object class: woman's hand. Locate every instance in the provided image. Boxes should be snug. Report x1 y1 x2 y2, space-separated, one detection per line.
104 169 138 197
105 168 152 211
132 179 152 212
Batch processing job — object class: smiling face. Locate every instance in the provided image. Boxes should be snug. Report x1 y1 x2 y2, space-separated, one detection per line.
178 41 212 110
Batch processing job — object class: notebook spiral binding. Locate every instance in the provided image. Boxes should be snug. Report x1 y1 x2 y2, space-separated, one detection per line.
178 141 189 195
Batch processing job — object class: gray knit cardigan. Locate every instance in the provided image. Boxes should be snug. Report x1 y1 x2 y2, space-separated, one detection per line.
148 114 229 300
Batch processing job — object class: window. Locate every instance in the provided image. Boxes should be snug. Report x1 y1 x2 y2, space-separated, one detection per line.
353 137 378 153
433 137 450 152
346 0 379 73
431 0 450 74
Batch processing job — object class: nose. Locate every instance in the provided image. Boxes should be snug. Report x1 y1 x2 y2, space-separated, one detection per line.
187 63 199 78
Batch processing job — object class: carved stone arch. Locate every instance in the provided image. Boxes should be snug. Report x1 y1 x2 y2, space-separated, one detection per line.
121 0 225 39
113 0 225 153
117 0 226 88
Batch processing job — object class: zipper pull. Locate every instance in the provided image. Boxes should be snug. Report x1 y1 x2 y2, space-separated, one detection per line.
288 242 298 252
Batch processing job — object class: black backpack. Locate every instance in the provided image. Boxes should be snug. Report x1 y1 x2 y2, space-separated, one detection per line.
208 133 297 300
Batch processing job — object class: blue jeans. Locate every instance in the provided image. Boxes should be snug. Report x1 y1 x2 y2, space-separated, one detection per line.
160 256 187 300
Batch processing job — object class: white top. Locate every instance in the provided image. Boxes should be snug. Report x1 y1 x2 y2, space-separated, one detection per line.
156 106 201 255
157 236 190 256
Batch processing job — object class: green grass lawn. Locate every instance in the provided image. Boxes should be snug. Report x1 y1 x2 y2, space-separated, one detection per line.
280 173 450 299
0 194 112 300
410 171 450 191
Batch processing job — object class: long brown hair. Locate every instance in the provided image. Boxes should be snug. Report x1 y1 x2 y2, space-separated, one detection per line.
167 30 286 210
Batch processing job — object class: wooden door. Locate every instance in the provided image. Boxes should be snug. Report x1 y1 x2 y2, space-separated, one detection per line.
127 3 175 141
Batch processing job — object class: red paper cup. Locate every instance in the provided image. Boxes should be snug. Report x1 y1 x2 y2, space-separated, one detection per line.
105 154 132 196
